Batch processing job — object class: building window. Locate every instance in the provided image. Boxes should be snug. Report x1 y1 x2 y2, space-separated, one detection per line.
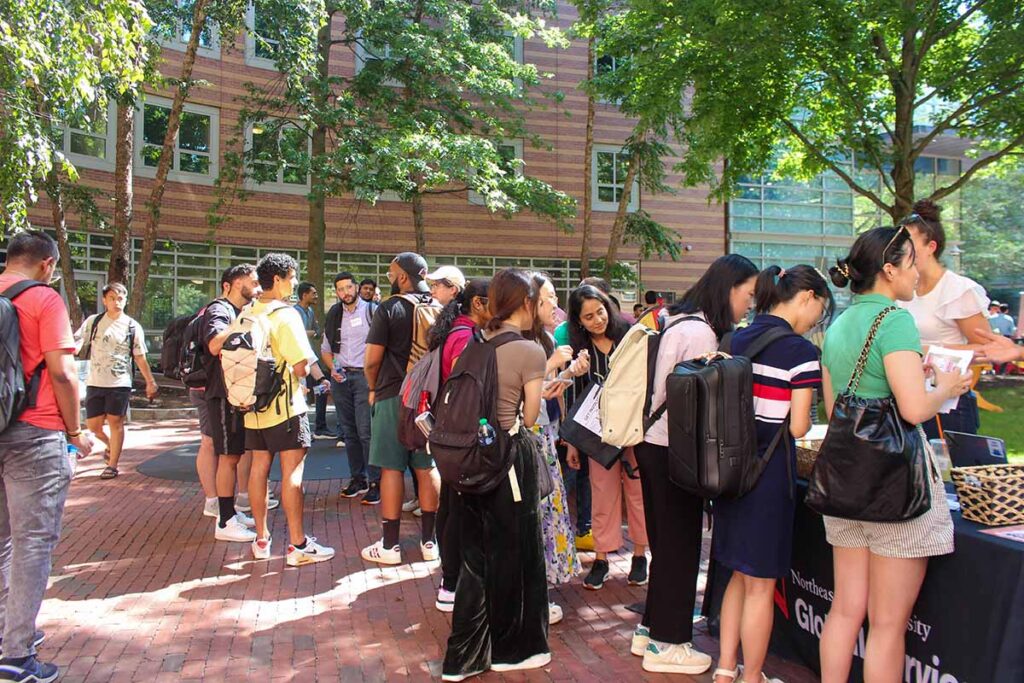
469 140 523 205
135 97 219 185
246 120 310 194
158 1 220 59
594 48 624 104
245 1 279 69
354 32 403 87
56 100 117 172
503 31 524 64
592 144 638 212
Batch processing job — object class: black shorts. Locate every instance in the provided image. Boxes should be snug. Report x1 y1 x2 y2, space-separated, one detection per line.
85 386 132 418
207 396 247 457
245 415 311 454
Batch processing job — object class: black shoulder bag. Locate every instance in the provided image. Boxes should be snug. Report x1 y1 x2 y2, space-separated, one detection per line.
805 306 932 522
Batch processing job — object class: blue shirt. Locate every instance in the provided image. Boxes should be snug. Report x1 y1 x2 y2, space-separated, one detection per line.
294 303 317 334
320 298 372 369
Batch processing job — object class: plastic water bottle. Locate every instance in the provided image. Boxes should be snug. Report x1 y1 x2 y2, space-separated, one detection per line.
313 382 330 396
477 418 496 447
333 357 347 384
67 443 78 459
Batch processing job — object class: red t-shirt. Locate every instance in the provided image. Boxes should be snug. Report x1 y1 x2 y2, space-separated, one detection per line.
0 273 76 431
441 315 477 383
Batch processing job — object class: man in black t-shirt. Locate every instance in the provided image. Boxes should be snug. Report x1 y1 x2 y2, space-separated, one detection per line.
360 253 442 566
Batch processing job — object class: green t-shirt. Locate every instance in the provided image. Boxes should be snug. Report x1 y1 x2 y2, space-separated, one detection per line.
822 293 922 399
553 321 569 347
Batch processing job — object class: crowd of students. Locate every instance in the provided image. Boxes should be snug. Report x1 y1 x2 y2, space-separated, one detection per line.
0 197 999 683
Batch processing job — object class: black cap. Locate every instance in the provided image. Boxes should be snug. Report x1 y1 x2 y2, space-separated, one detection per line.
392 252 429 286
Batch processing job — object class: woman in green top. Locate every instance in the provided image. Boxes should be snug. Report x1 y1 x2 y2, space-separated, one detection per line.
819 226 971 683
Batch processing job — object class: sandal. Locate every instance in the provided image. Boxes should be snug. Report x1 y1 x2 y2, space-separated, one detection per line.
100 466 119 480
103 448 111 465
714 667 740 683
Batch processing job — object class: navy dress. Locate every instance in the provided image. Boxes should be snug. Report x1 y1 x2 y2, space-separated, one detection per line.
712 315 822 579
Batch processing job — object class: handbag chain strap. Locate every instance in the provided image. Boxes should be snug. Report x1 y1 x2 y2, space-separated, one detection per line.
845 305 899 395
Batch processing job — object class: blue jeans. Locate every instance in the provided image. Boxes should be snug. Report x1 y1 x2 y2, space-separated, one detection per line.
0 423 73 658
922 391 980 440
331 370 377 483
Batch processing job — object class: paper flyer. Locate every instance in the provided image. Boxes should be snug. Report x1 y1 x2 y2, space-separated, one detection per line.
923 346 973 414
979 525 1024 544
572 385 604 437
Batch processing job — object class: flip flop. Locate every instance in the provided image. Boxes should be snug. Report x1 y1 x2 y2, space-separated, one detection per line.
100 466 119 480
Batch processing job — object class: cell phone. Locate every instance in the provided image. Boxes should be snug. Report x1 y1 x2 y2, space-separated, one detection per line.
415 411 435 438
543 377 573 391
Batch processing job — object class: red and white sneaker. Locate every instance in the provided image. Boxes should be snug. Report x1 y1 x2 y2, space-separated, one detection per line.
286 537 335 566
361 539 402 565
252 536 272 560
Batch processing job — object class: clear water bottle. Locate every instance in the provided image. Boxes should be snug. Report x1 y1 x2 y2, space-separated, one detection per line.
333 356 347 383
313 382 330 396
67 443 78 459
477 418 496 447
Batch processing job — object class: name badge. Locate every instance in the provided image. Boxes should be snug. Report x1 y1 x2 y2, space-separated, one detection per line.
350 317 363 327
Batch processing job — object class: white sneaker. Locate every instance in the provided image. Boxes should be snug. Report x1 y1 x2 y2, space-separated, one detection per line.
252 536 272 560
413 506 423 517
420 540 439 562
236 496 279 513
548 602 563 625
214 516 257 542
267 496 280 511
336 439 346 448
286 537 335 566
401 499 419 513
235 512 255 528
202 498 218 518
361 539 402 565
436 587 455 612
740 674 784 683
235 495 251 512
642 641 713 675
630 625 651 656
490 652 551 672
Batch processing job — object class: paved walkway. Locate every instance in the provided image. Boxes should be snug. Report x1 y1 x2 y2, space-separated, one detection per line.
38 420 819 682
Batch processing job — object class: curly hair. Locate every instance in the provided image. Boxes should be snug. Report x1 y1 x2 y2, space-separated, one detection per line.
256 252 298 291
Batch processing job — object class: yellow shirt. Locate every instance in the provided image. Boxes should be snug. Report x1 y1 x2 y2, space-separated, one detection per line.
244 300 316 430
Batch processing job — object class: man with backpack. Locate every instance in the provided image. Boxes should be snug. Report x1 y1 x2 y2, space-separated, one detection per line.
321 271 378 504
240 253 334 565
0 230 95 683
74 282 158 480
360 252 443 566
202 264 261 543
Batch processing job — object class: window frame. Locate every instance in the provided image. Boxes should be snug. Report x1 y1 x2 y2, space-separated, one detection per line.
354 31 404 88
469 139 524 206
134 96 220 186
158 0 221 60
244 120 312 195
244 2 280 70
58 99 118 172
592 144 639 213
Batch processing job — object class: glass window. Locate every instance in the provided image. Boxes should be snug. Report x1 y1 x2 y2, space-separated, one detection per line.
594 148 634 208
67 103 108 159
732 217 761 232
249 121 309 188
914 156 935 174
732 201 761 217
141 102 214 176
252 4 279 60
763 203 822 221
936 158 960 175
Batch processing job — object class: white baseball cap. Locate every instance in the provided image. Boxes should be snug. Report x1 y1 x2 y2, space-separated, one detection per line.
425 265 466 291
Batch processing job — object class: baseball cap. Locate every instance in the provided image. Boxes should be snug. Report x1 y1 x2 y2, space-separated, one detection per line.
425 265 466 291
392 252 428 282
991 300 1002 307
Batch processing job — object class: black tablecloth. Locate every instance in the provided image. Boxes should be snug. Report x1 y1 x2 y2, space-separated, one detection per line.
704 481 1024 682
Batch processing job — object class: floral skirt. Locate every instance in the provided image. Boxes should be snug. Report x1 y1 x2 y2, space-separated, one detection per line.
538 425 581 584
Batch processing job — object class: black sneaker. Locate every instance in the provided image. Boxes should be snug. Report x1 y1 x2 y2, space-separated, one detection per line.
628 555 648 586
0 631 45 657
0 656 58 683
339 479 369 499
361 482 381 505
583 559 610 590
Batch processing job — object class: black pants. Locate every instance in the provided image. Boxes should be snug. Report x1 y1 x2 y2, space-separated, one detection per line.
922 391 979 440
635 442 703 645
304 375 328 433
443 435 549 676
437 481 461 591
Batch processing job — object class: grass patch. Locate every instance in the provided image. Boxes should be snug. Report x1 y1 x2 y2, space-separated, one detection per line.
976 382 1024 463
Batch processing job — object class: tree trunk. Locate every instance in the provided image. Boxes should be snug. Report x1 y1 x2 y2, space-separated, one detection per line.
128 0 211 315
602 133 643 280
579 34 596 279
46 174 84 328
412 192 426 254
108 100 134 284
889 22 919 221
306 18 332 323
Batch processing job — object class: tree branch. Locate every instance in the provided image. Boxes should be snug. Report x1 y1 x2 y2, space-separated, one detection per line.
930 132 1024 203
912 75 1024 159
917 0 990 59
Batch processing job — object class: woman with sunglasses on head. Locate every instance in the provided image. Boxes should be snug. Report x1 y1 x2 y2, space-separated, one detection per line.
898 200 989 439
819 227 970 683
712 265 833 683
633 254 757 675
563 285 648 591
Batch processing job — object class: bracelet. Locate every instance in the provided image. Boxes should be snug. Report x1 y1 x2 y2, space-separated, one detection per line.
67 430 81 438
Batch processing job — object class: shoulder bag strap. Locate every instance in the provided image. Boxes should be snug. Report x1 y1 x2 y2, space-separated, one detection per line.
845 306 898 396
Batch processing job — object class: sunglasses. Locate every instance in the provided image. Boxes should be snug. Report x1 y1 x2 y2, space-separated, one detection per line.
881 224 910 267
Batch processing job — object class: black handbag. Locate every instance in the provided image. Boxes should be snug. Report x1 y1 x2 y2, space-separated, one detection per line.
558 380 624 470
805 306 933 522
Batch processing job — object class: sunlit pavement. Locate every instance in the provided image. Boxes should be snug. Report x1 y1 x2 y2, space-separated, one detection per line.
37 419 818 682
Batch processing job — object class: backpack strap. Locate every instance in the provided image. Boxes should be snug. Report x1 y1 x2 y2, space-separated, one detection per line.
2 280 52 408
0 280 47 301
642 314 715 431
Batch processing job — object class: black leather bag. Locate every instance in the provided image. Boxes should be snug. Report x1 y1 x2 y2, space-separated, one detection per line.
559 380 624 470
805 306 933 522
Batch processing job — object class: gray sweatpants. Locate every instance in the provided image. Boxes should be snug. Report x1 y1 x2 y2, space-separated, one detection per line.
0 422 73 659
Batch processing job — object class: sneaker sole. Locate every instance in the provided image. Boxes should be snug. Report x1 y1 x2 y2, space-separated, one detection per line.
340 489 370 498
630 639 649 657
641 660 712 675
628 577 649 586
4 668 59 683
582 581 604 591
360 552 402 565
361 499 381 505
490 652 551 672
286 553 335 566
441 670 485 682
435 601 454 613
202 509 218 518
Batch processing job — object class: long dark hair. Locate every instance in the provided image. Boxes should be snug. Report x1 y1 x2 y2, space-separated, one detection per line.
904 199 945 258
829 226 915 294
668 254 759 338
486 269 535 331
523 272 556 357
567 284 628 352
755 264 835 321
428 277 491 351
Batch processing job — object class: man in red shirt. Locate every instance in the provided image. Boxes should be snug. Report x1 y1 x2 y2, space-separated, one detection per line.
0 230 94 683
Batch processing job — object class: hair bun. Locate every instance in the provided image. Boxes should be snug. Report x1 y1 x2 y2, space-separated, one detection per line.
912 198 942 222
828 259 851 289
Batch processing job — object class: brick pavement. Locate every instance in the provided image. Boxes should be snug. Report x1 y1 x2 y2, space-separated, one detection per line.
37 419 819 682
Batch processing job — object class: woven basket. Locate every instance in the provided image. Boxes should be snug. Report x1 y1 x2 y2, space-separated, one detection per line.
951 464 1024 526
796 441 821 480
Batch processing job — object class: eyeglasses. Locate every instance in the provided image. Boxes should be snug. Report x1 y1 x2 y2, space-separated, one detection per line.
881 224 909 266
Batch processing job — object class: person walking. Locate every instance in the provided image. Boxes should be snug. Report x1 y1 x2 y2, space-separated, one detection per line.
442 269 550 681
0 230 95 683
322 272 379 504
712 265 832 683
294 282 331 439
360 253 442 565
634 253 758 674
245 254 335 565
818 226 969 683
74 282 158 479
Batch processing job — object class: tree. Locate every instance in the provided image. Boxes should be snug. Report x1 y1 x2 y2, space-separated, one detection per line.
600 0 1024 220
960 161 1024 289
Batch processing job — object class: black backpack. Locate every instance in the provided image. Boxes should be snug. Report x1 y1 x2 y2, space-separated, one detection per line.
0 280 49 434
665 326 796 499
176 302 217 388
160 313 193 380
428 329 520 495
